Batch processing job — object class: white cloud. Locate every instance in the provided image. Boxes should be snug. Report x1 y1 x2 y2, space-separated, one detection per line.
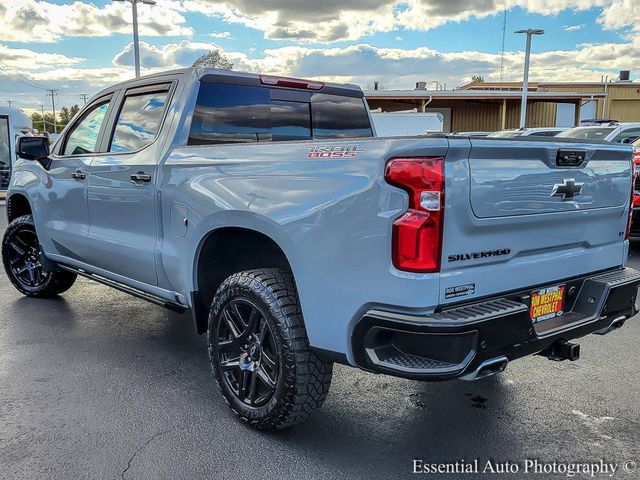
0 0 192 42
209 31 232 38
0 44 83 70
564 24 586 31
179 0 630 43
112 40 229 69
0 0 637 48
108 39 640 89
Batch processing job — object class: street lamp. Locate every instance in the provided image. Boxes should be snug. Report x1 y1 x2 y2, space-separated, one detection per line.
113 0 157 78
515 28 544 129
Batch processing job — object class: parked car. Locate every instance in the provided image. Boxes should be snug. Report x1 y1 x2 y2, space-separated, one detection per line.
451 131 492 137
3 68 639 430
557 122 640 143
488 127 566 138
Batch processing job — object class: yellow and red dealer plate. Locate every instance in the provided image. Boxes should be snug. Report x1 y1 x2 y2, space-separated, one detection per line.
530 285 565 323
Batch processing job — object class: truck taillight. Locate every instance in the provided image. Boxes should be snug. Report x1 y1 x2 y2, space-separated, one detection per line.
384 158 444 273
627 159 637 240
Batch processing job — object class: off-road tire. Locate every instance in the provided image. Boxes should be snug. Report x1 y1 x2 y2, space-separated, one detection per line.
2 215 77 297
208 268 333 430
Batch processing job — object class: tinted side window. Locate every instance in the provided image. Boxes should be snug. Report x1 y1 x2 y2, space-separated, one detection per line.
311 94 373 139
189 83 270 145
614 128 640 143
271 100 311 141
63 101 110 155
110 90 169 152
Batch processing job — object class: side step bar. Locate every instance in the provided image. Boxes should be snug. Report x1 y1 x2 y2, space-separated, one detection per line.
59 265 188 313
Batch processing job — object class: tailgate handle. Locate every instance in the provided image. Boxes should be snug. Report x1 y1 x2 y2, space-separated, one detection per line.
556 149 586 167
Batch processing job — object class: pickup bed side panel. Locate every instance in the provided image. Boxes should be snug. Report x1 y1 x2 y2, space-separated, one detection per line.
160 137 454 360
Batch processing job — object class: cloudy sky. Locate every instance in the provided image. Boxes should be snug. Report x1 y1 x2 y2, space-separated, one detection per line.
0 0 639 111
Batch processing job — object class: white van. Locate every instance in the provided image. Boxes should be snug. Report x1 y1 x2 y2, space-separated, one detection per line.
0 107 33 193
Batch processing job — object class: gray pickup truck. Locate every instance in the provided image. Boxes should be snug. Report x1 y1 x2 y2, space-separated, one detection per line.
3 68 640 430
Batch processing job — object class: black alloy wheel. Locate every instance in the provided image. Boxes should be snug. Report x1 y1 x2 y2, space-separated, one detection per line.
208 269 333 430
2 215 77 297
5 227 49 288
215 298 279 408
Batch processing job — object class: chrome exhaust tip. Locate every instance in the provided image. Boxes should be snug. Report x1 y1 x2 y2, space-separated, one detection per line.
459 356 508 381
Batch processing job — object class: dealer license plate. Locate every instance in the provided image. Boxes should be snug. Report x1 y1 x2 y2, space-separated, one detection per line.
530 285 565 323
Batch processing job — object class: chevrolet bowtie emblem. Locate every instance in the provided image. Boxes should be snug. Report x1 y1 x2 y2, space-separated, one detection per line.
551 178 583 201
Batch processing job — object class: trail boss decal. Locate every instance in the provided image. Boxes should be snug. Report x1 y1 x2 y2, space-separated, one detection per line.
307 144 366 158
448 248 511 263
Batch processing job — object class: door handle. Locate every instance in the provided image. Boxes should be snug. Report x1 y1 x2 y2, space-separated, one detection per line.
130 172 152 183
71 170 86 180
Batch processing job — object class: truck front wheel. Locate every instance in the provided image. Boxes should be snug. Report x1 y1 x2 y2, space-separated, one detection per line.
208 268 333 430
2 215 77 297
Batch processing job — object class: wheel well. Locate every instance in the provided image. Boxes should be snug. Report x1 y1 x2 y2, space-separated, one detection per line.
193 227 293 334
7 194 32 223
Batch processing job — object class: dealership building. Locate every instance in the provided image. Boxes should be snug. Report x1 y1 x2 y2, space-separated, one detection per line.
364 76 640 133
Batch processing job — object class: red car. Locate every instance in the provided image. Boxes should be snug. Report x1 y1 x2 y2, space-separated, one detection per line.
631 137 640 237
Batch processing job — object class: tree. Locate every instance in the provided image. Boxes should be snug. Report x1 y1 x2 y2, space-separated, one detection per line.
192 50 233 70
59 106 71 125
471 75 485 84
30 103 81 134
31 112 56 134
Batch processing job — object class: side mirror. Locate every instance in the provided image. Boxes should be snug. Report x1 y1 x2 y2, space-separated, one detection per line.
16 136 50 161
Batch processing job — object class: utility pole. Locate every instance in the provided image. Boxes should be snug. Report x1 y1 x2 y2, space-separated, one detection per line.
113 0 157 78
47 89 59 133
80 93 89 104
499 4 507 82
515 29 544 129
7 100 12 108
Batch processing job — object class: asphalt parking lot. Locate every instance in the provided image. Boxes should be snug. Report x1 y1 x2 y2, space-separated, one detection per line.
1 204 639 480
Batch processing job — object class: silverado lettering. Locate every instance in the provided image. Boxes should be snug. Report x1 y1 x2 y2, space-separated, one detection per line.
448 248 512 263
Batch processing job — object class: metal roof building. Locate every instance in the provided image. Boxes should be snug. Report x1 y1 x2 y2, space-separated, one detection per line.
364 87 608 133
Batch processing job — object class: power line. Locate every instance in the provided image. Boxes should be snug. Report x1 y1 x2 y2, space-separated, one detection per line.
0 63 49 91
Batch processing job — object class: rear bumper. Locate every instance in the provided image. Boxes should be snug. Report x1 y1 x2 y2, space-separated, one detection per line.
352 267 640 381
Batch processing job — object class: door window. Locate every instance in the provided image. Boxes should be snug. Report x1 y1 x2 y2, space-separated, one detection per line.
613 128 640 143
63 101 110 155
109 90 169 152
0 116 10 190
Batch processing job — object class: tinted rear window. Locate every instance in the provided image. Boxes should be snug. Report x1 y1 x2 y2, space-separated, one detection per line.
556 127 615 140
271 100 311 141
188 82 371 145
188 84 270 145
311 94 373 139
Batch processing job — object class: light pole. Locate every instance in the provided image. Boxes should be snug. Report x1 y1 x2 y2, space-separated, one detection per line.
113 0 156 78
515 28 544 129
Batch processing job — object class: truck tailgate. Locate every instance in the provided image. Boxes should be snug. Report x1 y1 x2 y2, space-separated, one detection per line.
439 137 633 305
